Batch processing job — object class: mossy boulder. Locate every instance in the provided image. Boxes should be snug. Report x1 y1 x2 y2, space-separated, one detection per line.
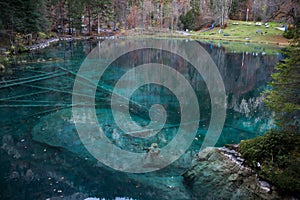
183 147 284 199
239 130 300 196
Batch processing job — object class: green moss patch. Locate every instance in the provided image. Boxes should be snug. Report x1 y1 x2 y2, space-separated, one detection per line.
239 130 300 196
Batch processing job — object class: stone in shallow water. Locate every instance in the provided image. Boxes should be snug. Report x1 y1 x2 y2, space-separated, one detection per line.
32 109 90 158
183 147 285 200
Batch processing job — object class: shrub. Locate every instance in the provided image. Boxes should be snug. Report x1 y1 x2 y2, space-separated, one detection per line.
239 129 300 196
283 29 295 39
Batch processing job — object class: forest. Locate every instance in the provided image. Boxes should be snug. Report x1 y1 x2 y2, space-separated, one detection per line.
0 0 299 37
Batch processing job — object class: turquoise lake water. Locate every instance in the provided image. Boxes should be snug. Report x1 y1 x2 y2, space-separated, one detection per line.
0 39 280 199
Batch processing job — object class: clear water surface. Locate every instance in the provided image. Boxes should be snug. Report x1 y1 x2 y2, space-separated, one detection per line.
0 39 280 200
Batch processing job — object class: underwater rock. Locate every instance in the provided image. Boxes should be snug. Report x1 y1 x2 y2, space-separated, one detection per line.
32 108 146 159
1 135 21 159
32 108 193 199
31 108 180 161
32 109 90 158
183 147 287 200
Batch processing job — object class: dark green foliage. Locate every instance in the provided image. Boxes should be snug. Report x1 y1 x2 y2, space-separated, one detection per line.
263 50 300 126
179 9 198 31
283 17 300 39
66 0 84 34
239 130 300 195
228 0 248 20
0 0 115 35
17 45 29 53
239 130 295 167
283 29 295 39
0 0 48 33
84 0 114 33
263 21 300 127
239 17 300 196
229 0 238 19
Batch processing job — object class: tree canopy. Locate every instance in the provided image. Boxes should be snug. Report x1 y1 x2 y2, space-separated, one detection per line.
263 18 300 129
0 0 47 33
0 0 299 34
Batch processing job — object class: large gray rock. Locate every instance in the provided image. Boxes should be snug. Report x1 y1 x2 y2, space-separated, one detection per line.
183 147 287 200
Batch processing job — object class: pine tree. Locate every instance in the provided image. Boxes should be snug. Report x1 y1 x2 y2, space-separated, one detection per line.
179 9 198 31
0 0 49 33
263 18 300 129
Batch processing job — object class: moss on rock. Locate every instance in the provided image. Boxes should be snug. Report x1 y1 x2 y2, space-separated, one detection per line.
239 129 300 196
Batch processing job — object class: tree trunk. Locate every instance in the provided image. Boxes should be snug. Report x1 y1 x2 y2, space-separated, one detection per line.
88 9 91 35
68 1 71 35
98 13 100 34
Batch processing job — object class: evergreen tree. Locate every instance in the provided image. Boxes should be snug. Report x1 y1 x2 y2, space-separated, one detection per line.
0 0 49 33
263 18 300 129
179 9 198 31
84 0 113 34
65 0 85 34
241 18 300 195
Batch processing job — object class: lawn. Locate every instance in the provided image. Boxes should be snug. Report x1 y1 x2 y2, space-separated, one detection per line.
192 20 290 46
128 20 289 54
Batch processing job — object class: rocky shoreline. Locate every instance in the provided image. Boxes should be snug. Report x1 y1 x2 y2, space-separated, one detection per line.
183 146 297 200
